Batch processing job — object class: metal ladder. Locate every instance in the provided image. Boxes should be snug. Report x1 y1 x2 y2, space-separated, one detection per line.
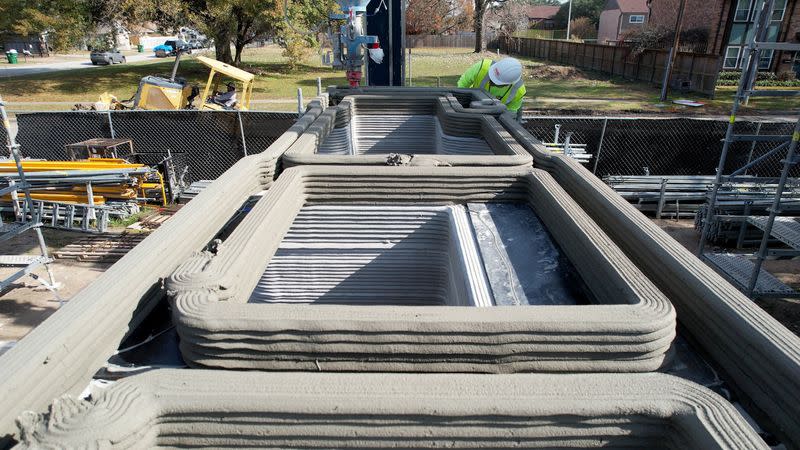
0 97 59 296
697 0 800 298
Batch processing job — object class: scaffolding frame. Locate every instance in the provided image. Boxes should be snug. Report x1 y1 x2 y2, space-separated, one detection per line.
697 0 800 298
0 97 58 297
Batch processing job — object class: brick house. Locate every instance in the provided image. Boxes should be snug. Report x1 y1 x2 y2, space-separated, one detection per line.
597 0 650 44
527 5 561 29
648 0 800 73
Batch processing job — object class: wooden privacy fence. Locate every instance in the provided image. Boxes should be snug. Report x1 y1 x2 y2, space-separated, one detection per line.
407 34 501 49
504 38 722 96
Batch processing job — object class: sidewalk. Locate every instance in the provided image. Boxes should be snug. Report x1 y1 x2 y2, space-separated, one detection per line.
0 53 157 78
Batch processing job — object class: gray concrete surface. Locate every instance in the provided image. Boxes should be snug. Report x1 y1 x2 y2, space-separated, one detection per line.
0 54 156 78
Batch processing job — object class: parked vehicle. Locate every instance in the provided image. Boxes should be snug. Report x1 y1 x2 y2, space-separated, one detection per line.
164 40 191 56
154 44 172 58
90 49 126 65
188 39 204 49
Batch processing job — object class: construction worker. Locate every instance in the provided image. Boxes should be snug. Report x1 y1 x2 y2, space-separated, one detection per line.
457 57 526 119
211 82 237 109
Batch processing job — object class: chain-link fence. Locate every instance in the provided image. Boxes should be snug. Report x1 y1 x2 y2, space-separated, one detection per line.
523 115 799 178
10 110 797 183
14 110 298 183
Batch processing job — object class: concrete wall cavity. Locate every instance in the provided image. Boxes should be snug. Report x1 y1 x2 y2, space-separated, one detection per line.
496 112 800 446
0 104 324 443
283 94 531 168
15 371 766 449
249 205 492 307
166 166 675 372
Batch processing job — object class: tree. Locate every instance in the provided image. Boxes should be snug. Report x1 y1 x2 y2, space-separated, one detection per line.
553 0 605 28
6 0 95 52
486 1 528 39
406 0 472 35
568 16 594 40
473 0 508 53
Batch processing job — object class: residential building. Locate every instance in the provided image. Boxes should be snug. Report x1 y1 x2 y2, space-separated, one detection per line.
597 0 650 44
648 0 800 73
527 5 560 29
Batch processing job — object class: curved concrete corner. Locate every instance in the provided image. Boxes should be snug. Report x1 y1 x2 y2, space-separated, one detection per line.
15 370 766 449
282 94 532 168
499 114 800 446
166 166 675 372
0 104 324 442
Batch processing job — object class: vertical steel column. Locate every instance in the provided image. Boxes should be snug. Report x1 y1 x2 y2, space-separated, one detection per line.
743 122 762 175
107 109 116 139
747 119 800 296
237 111 248 157
592 117 609 174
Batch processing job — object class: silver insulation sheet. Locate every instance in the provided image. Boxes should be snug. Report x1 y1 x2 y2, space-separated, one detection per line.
249 205 492 307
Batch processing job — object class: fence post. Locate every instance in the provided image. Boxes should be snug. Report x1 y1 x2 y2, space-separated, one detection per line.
106 110 116 139
592 118 608 175
743 122 762 175
297 88 304 115
317 77 322 97
237 111 248 157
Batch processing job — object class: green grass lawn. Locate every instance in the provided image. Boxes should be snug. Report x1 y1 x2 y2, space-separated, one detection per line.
2 45 798 115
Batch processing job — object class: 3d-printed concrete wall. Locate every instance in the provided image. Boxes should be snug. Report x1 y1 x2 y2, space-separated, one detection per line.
167 166 675 372
15 371 766 449
283 95 531 167
0 104 325 442
496 113 800 446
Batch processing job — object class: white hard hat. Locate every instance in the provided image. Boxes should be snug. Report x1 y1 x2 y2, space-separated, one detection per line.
489 58 522 85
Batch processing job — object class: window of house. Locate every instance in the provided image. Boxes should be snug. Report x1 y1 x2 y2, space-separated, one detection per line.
734 0 753 22
772 0 787 21
724 46 742 69
629 15 645 23
758 49 774 69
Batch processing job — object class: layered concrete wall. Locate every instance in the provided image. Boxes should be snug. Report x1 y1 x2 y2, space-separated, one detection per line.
15 371 766 449
166 166 675 372
497 113 800 445
0 104 324 442
283 95 531 167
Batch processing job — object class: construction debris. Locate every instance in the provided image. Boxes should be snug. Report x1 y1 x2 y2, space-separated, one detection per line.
0 158 166 233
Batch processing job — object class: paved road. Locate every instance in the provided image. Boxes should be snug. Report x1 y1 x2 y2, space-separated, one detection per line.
0 54 158 78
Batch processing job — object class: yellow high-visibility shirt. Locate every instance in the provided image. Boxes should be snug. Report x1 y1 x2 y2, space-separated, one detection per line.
457 58 526 112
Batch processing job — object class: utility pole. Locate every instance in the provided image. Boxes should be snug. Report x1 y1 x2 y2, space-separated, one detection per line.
566 0 573 39
660 0 687 101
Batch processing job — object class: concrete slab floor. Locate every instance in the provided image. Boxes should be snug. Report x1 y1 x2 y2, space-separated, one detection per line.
0 219 798 353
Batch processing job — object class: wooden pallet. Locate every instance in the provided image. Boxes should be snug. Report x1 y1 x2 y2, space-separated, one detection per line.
54 233 149 263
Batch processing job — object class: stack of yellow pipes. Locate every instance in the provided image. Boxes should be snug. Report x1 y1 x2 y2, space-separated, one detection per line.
0 158 162 206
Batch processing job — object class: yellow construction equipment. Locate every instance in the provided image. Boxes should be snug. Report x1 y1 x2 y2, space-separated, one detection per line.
91 52 255 111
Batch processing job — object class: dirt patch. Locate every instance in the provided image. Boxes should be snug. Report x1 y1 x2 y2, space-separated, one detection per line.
526 64 583 81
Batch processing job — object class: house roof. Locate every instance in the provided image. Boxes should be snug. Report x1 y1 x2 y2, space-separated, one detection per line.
527 5 560 19
615 0 649 13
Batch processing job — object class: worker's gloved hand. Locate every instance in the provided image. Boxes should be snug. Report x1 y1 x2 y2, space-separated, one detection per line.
368 47 384 64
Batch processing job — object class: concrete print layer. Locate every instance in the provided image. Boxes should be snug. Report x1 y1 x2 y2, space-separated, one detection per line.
166 166 675 372
327 86 509 115
497 113 800 447
282 94 532 167
0 104 324 442
15 370 766 449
